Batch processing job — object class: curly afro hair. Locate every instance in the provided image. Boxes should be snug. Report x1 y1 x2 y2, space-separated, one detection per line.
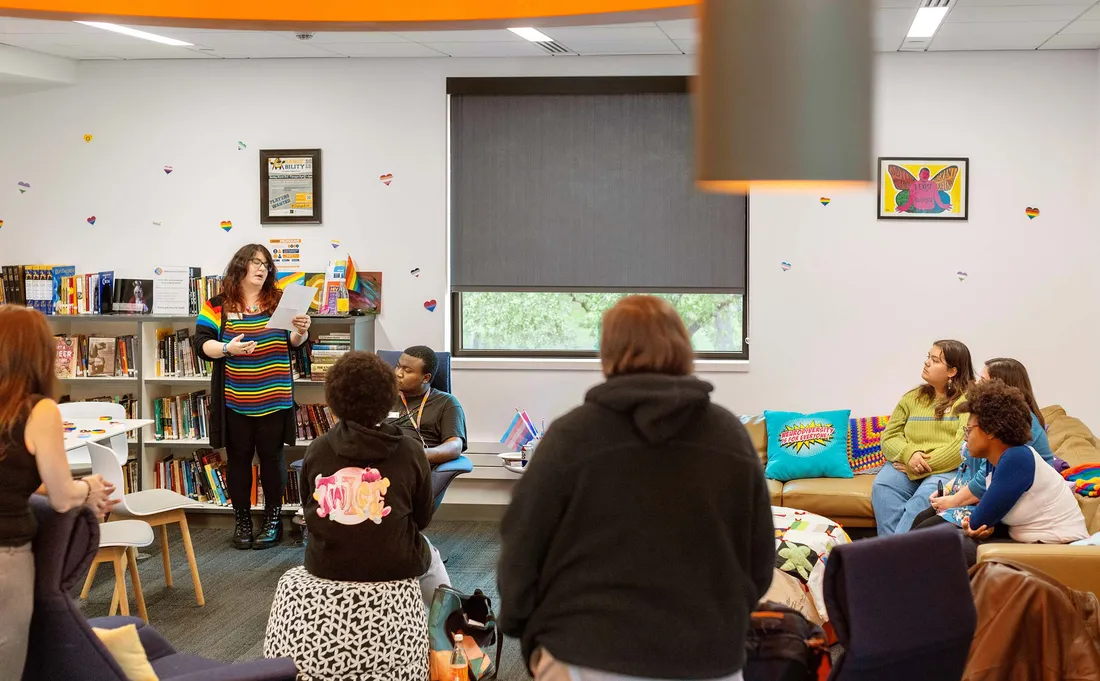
956 378 1032 447
324 351 397 428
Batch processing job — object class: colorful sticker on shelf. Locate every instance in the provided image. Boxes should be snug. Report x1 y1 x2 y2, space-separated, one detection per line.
781 261 792 271
220 220 233 232
957 270 968 281
1025 207 1040 219
330 239 341 249
380 173 393 186
238 141 247 150
410 267 421 278
269 237 302 271
424 299 437 312
820 197 831 207
86 216 96 225
83 134 93 143
163 165 173 175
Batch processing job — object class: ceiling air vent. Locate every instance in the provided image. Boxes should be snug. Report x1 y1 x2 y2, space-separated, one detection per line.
535 40 575 55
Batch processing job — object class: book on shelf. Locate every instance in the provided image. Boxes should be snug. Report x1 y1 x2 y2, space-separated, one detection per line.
155 448 299 507
152 390 210 441
58 393 139 419
296 403 337 441
52 270 114 315
308 332 352 381
121 460 138 495
254 462 301 507
155 327 211 378
53 334 136 377
1 265 24 305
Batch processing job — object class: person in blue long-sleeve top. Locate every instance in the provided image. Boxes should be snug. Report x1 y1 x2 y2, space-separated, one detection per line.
921 358 1053 519
910 379 1087 565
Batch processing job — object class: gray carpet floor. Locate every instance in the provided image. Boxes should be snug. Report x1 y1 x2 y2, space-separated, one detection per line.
73 520 529 679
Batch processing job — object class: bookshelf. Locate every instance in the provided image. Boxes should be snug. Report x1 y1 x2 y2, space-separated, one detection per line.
47 313 375 515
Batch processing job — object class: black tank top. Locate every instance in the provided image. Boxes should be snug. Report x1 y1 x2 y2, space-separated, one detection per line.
0 397 46 546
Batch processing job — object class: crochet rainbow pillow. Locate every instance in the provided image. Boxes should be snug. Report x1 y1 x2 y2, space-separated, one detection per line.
1063 463 1100 498
847 416 889 475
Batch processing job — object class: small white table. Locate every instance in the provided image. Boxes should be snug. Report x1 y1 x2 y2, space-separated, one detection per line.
498 452 527 475
64 418 154 468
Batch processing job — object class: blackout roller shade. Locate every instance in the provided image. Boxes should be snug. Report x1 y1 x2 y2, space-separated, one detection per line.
450 90 747 291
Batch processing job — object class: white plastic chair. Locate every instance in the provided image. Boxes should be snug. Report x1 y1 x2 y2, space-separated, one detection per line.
58 402 129 470
81 519 155 622
83 442 206 607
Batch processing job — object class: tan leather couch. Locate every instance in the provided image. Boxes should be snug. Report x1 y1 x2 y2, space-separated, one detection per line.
743 405 1100 535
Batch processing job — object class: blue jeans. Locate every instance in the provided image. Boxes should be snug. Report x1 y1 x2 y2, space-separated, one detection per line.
872 465 952 536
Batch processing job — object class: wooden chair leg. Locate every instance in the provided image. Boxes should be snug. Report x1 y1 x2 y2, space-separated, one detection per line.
177 513 205 607
126 547 148 624
80 561 100 600
112 555 129 617
160 524 173 588
108 579 119 616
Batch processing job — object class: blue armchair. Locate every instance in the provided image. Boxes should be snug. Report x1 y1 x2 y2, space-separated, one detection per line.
23 495 297 681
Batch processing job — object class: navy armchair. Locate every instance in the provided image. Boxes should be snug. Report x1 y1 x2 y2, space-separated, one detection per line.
23 495 297 681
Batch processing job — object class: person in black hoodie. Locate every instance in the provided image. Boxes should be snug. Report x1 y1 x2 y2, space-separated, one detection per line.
498 295 774 681
299 351 450 605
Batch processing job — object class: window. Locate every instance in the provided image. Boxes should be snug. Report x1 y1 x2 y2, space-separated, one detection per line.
457 291 744 356
449 77 748 360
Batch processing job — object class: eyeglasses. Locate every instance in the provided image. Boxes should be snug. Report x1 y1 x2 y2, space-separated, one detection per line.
964 424 980 437
248 258 272 270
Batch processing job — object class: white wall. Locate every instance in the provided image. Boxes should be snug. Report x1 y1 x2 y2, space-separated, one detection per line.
1 51 1097 443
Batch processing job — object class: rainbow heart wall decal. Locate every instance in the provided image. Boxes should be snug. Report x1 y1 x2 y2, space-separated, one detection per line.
220 220 233 232
86 216 96 225
1025 207 1040 219
380 173 393 186
820 197 831 207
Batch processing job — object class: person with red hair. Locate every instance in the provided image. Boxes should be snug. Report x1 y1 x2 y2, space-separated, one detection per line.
0 305 116 677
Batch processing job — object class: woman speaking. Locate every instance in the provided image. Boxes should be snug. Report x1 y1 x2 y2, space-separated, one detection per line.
196 244 310 550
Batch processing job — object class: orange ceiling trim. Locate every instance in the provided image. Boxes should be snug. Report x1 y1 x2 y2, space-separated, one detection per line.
0 1 696 30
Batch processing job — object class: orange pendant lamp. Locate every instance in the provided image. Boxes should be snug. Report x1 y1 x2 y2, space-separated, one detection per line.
695 0 874 193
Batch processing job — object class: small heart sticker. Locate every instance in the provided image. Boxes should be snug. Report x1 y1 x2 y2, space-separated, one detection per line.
1025 207 1040 219
83 134 93 143
330 240 341 249
220 220 233 232
238 141 247 150
380 173 393 186
820 197 831 207
424 299 437 312
957 271 968 281
163 165 173 175
410 267 421 278
86 216 96 225
17 181 29 192
780 261 792 271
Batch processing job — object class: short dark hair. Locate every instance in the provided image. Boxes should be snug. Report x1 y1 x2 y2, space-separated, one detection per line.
403 345 438 379
956 379 1032 447
324 351 397 427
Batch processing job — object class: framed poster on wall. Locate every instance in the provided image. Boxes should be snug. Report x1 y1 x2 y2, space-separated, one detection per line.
877 157 969 221
260 148 322 224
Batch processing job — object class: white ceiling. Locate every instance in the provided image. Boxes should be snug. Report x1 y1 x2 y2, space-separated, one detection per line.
1 0 1099 60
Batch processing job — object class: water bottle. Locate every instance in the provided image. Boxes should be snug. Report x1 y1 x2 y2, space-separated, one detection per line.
449 633 469 681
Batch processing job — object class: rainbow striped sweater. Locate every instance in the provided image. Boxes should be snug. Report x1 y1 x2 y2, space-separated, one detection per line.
881 389 968 480
197 300 293 417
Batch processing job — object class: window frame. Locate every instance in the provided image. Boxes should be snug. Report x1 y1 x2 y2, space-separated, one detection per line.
446 76 750 362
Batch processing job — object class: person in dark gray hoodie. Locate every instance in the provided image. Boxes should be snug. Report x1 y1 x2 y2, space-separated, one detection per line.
298 351 450 605
498 296 774 681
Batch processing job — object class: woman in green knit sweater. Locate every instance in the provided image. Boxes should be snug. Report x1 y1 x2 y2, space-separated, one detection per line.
872 340 976 535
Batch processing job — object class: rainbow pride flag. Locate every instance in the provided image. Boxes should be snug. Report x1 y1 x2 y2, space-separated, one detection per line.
345 255 361 294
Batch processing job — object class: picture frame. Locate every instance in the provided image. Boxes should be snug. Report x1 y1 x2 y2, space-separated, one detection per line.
877 157 969 221
260 148 322 224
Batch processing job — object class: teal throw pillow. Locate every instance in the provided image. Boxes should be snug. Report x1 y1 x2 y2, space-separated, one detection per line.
764 410 854 482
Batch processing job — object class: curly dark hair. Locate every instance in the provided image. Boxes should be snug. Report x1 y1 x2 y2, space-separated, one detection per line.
956 379 1032 447
324 351 397 427
221 243 282 314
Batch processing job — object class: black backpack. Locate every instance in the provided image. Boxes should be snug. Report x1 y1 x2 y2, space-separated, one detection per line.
744 602 831 681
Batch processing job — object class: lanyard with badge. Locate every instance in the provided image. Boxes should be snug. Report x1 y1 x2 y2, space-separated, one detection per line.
400 387 430 447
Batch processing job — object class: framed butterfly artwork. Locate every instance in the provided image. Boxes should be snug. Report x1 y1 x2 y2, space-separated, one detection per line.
877 157 969 220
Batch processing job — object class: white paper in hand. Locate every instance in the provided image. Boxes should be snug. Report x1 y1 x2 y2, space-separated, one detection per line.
266 285 318 331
